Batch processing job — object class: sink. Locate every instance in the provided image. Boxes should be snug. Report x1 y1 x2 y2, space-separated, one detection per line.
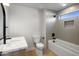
0 37 28 54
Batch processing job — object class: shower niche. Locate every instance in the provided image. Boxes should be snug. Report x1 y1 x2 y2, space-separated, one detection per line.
63 17 75 29
64 20 74 28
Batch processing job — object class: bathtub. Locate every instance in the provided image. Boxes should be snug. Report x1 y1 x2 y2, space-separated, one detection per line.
48 39 79 56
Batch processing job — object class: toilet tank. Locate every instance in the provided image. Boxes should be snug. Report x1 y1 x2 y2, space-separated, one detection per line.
33 35 40 43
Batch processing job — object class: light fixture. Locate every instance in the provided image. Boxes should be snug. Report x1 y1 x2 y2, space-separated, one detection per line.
61 3 67 7
3 3 10 6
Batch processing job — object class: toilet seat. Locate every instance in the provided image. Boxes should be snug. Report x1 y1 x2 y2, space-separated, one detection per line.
36 43 44 50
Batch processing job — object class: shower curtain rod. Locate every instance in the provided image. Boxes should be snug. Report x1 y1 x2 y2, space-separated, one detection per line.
1 3 6 44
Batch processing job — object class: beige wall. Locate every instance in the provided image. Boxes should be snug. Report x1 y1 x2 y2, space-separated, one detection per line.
45 10 57 44
56 4 79 45
57 17 79 45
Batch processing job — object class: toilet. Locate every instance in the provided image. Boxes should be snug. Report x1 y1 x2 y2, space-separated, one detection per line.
33 35 44 56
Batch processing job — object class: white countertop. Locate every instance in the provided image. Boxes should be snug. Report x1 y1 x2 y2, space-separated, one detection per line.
0 37 28 54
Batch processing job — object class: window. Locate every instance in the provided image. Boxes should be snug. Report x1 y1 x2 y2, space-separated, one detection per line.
60 10 79 20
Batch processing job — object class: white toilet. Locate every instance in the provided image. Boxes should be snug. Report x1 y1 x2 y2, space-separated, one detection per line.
33 36 44 56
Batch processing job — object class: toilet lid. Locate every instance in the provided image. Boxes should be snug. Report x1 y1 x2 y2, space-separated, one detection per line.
36 43 44 48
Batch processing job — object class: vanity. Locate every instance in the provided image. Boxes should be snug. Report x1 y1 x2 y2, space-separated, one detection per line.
0 37 28 55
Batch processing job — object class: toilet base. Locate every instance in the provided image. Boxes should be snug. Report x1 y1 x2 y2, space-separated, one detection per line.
36 48 44 56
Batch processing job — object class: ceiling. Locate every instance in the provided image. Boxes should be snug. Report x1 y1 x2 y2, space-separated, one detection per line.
13 3 75 12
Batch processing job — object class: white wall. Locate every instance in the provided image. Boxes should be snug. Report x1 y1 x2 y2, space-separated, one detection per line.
0 4 3 39
6 4 56 49
8 4 42 48
4 5 9 37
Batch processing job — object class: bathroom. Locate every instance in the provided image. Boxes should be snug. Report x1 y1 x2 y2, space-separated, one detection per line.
0 3 79 56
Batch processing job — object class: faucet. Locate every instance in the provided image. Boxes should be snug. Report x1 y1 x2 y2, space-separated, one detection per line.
52 33 56 43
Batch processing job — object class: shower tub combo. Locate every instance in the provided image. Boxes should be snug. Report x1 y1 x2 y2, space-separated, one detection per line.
48 39 79 56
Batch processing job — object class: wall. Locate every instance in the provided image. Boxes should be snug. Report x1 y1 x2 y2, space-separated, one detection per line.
7 4 57 48
45 10 56 40
56 4 79 45
0 4 3 39
4 5 10 37
38 9 47 47
45 10 57 47
8 4 42 48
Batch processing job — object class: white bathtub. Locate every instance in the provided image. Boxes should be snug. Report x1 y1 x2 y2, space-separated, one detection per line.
48 39 79 56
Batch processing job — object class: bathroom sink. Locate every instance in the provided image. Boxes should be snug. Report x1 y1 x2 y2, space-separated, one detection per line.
0 37 28 54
